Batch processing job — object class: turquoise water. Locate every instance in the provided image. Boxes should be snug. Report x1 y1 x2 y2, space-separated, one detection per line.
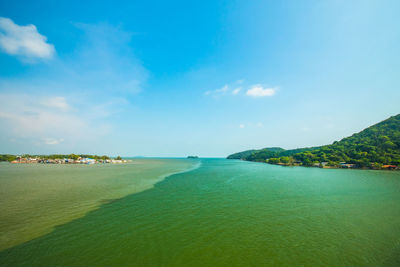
1 159 400 266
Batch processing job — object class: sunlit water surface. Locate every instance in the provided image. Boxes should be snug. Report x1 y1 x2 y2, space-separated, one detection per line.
1 159 400 266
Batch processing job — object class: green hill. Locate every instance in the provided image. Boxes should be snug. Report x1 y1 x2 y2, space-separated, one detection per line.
246 146 320 162
227 114 400 169
227 147 284 160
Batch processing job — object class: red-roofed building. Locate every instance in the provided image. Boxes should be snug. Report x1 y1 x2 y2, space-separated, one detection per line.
382 165 397 170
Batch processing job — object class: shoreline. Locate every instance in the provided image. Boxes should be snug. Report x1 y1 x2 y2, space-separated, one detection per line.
235 159 399 171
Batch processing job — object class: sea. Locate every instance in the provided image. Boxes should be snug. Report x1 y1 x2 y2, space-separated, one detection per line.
0 158 399 266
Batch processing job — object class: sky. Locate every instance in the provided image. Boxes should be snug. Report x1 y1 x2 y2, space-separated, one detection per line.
0 0 399 157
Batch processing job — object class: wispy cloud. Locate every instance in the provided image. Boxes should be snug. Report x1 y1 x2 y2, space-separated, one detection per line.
40 96 70 111
42 138 64 145
63 22 148 95
0 22 147 152
206 82 277 98
205 84 229 96
0 17 55 61
0 93 113 147
238 122 263 129
246 85 276 97
216 85 229 93
232 87 242 95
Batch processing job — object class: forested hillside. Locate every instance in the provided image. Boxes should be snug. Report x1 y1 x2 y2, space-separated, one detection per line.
227 114 400 169
227 147 284 160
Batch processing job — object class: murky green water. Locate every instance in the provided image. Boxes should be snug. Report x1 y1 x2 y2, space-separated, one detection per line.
1 159 400 266
0 159 196 250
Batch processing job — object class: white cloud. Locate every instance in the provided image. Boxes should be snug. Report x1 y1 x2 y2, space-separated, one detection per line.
41 96 69 111
204 84 229 96
216 85 229 93
239 124 245 128
0 93 113 147
232 87 242 95
246 85 276 97
0 22 147 153
257 122 263 127
0 17 55 60
206 82 278 98
42 138 64 145
0 22 147 95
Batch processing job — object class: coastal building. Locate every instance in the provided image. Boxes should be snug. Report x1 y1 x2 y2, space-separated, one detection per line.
382 165 397 170
6 155 129 165
80 158 96 164
111 159 127 164
314 162 329 168
339 163 355 168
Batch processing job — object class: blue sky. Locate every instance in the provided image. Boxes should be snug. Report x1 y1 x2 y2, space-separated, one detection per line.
0 0 399 157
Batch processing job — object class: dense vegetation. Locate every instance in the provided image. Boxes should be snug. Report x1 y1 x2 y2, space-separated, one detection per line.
227 114 400 169
227 148 280 160
0 154 17 162
0 154 112 162
227 147 321 161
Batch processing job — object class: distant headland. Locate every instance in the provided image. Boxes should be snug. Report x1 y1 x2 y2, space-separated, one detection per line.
228 114 400 170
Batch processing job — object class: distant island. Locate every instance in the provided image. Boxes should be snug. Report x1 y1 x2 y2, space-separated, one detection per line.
228 114 400 170
187 156 199 159
0 154 129 164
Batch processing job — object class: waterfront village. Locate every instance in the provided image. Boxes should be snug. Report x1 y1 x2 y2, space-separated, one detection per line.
318 162 397 169
273 161 398 170
7 155 129 164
